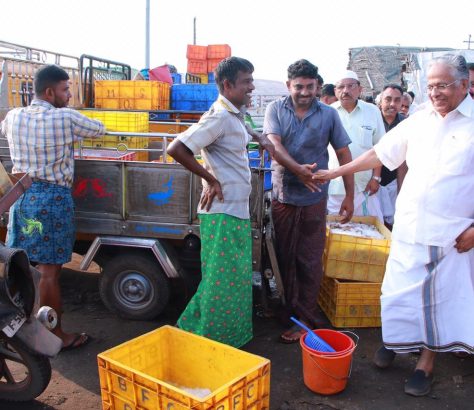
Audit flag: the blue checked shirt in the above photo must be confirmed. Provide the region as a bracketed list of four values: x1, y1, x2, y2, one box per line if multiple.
[1, 99, 105, 188]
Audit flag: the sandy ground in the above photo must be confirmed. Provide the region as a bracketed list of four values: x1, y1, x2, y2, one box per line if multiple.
[2, 257, 474, 410]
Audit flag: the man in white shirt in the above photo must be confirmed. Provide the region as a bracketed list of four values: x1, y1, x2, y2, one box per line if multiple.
[314, 54, 474, 397]
[328, 70, 385, 221]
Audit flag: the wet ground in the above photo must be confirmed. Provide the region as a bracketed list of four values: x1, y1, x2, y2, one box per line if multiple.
[3, 264, 474, 410]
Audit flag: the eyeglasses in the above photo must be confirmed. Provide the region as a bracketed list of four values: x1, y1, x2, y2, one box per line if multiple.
[426, 80, 458, 92]
[335, 83, 359, 91]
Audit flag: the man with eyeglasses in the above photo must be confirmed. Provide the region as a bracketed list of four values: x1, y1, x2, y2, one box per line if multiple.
[313, 54, 474, 397]
[328, 70, 385, 222]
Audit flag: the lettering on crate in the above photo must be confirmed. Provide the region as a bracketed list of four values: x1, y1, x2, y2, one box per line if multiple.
[233, 393, 241, 408]
[247, 382, 255, 399]
[141, 388, 149, 402]
[118, 376, 127, 391]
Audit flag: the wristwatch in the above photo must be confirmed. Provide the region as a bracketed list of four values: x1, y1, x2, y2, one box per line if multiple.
[371, 176, 381, 183]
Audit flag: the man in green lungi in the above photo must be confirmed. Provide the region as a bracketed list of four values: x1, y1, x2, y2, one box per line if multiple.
[168, 57, 274, 347]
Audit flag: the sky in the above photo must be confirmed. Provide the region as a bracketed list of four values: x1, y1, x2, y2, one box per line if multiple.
[1, 0, 473, 86]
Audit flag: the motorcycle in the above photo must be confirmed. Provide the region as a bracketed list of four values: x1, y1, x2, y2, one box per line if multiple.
[0, 173, 62, 402]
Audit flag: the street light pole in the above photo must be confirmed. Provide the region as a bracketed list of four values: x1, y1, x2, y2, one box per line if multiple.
[463, 34, 472, 50]
[145, 0, 150, 69]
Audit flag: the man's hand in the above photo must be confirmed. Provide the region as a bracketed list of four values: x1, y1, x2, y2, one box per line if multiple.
[200, 179, 224, 212]
[312, 169, 333, 184]
[296, 163, 320, 192]
[338, 195, 354, 223]
[364, 179, 380, 196]
[455, 226, 474, 253]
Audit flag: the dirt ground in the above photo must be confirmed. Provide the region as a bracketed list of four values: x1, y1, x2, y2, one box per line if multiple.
[3, 260, 474, 410]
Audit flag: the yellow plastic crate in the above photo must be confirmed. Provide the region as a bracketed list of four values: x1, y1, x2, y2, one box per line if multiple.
[98, 325, 271, 410]
[324, 215, 391, 283]
[76, 110, 149, 161]
[77, 110, 149, 132]
[319, 276, 381, 328]
[148, 122, 190, 135]
[95, 80, 170, 110]
[197, 73, 208, 84]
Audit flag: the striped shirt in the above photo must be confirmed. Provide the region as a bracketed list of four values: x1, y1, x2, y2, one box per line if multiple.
[1, 99, 105, 188]
[177, 95, 252, 219]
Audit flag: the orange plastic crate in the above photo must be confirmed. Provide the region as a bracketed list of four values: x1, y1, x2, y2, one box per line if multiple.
[207, 59, 222, 73]
[187, 59, 208, 74]
[186, 44, 208, 60]
[207, 44, 231, 59]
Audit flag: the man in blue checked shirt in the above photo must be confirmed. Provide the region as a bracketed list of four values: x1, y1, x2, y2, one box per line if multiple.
[1, 65, 105, 351]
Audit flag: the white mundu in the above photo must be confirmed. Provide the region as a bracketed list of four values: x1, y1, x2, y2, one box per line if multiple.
[374, 95, 474, 352]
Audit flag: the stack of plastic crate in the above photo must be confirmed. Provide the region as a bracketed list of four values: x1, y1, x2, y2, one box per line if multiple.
[319, 215, 392, 328]
[207, 44, 231, 74]
[94, 80, 170, 110]
[186, 45, 208, 75]
[170, 84, 219, 111]
[76, 110, 149, 161]
[186, 44, 231, 78]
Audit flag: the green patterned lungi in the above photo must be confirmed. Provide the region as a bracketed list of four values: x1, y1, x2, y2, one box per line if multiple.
[177, 213, 253, 348]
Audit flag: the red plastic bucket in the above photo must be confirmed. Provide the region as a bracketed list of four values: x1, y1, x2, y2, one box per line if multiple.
[300, 329, 357, 395]
[303, 329, 355, 356]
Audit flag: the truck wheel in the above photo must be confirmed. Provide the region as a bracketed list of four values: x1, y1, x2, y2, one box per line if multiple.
[99, 254, 170, 320]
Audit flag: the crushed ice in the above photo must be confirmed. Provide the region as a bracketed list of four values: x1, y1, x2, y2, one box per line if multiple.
[328, 221, 384, 239]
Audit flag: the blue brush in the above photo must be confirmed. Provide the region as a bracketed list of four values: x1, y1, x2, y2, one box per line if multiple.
[290, 317, 336, 352]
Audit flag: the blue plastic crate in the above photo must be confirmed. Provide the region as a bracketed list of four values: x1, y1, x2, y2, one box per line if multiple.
[171, 73, 182, 84]
[171, 84, 219, 111]
[248, 150, 272, 191]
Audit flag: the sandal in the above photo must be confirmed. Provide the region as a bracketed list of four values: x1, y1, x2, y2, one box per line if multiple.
[61, 333, 90, 352]
[279, 325, 306, 344]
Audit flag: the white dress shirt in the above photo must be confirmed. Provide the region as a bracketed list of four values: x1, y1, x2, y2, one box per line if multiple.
[329, 99, 386, 195]
[374, 95, 474, 247]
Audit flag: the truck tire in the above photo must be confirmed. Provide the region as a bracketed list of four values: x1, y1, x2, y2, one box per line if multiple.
[99, 254, 170, 320]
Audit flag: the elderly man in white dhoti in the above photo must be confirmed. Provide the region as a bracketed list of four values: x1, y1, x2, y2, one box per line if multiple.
[313, 54, 474, 397]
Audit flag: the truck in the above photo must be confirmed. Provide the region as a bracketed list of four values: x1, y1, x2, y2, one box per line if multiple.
[0, 40, 283, 320]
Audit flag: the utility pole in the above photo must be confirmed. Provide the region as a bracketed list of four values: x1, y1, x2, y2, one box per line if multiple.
[145, 0, 150, 69]
[463, 34, 472, 50]
[193, 17, 197, 45]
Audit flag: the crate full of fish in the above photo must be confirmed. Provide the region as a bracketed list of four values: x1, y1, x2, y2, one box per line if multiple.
[324, 215, 391, 283]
